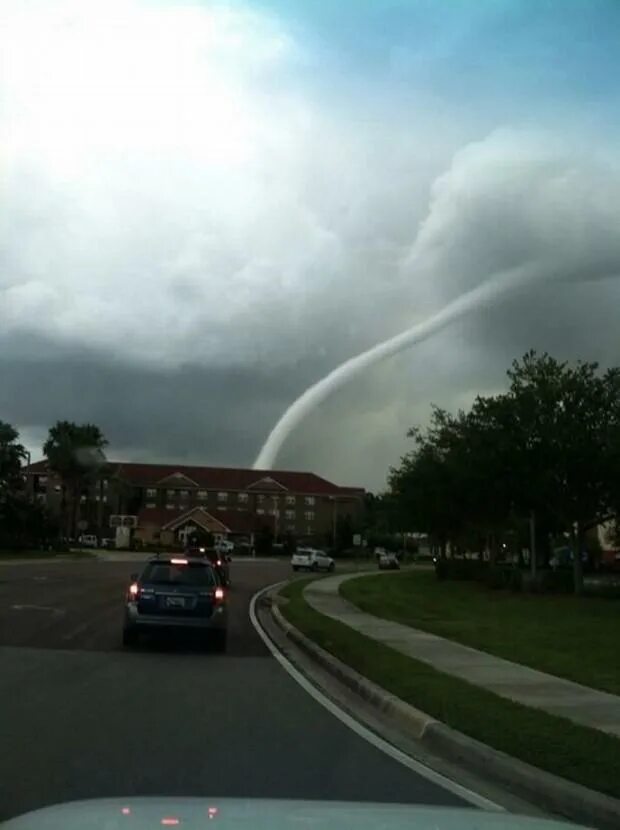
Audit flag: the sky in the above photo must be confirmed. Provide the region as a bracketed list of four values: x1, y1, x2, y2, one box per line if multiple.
[2, 0, 620, 490]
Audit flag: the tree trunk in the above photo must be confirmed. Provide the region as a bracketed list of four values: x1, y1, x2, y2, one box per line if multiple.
[572, 522, 584, 595]
[70, 482, 79, 540]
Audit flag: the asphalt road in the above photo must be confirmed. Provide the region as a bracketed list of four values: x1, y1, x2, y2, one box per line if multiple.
[0, 559, 465, 821]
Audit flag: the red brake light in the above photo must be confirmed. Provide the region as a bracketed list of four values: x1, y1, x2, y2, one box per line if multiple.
[161, 819, 179, 826]
[129, 583, 139, 596]
[214, 587, 225, 601]
[171, 557, 188, 565]
[216, 559, 222, 566]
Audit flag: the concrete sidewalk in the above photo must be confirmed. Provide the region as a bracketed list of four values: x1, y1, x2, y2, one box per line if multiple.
[304, 573, 620, 739]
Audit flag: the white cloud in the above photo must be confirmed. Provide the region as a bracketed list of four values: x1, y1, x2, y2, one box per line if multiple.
[1, 0, 463, 369]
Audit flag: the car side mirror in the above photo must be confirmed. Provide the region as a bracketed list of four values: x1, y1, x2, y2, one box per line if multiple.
[130, 572, 139, 582]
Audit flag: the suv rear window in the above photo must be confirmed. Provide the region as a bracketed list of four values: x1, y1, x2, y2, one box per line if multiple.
[140, 562, 216, 587]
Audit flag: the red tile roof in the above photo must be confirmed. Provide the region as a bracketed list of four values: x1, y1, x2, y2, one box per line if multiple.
[112, 462, 362, 496]
[138, 506, 272, 534]
[26, 460, 364, 497]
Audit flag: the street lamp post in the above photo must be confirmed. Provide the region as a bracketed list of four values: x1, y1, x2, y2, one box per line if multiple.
[23, 450, 32, 501]
[331, 496, 338, 549]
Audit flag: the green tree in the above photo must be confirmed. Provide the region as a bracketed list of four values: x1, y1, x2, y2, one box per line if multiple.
[0, 420, 26, 498]
[0, 421, 28, 547]
[387, 352, 620, 593]
[43, 421, 108, 538]
[503, 351, 620, 592]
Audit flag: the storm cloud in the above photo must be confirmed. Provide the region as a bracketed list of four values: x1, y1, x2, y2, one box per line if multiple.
[2, 0, 620, 489]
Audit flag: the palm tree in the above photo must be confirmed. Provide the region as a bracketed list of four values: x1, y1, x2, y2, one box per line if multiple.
[43, 421, 108, 539]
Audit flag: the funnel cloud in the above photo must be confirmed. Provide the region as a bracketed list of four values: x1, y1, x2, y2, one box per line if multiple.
[255, 132, 620, 469]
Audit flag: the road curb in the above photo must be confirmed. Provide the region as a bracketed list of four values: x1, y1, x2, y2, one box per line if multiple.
[270, 596, 620, 830]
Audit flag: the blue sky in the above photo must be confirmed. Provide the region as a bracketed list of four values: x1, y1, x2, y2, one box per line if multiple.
[243, 0, 620, 122]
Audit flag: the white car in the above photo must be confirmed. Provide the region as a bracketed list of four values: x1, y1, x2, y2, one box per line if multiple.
[291, 548, 335, 572]
[378, 551, 400, 570]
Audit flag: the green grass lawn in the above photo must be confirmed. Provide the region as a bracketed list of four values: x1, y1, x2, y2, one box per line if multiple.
[280, 578, 620, 800]
[340, 570, 620, 695]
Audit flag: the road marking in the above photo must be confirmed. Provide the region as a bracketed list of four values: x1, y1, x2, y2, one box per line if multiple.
[249, 582, 502, 812]
[11, 604, 64, 616]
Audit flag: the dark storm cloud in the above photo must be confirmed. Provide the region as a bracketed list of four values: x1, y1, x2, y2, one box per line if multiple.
[0, 332, 342, 470]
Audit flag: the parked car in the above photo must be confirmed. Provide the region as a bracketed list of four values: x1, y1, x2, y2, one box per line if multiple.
[291, 547, 335, 572]
[215, 539, 234, 556]
[122, 555, 228, 650]
[378, 551, 400, 570]
[189, 545, 231, 587]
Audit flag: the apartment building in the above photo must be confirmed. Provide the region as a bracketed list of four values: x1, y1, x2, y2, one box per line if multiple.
[26, 460, 365, 547]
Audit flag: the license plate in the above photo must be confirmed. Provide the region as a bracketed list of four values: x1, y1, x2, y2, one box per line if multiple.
[166, 596, 185, 608]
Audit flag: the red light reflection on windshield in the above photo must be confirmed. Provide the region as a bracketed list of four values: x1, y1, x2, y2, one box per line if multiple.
[121, 808, 131, 816]
[161, 818, 180, 826]
[208, 807, 219, 819]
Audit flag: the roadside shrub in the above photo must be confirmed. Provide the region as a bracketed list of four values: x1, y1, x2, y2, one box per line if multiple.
[485, 566, 522, 591]
[539, 569, 574, 594]
[435, 558, 486, 581]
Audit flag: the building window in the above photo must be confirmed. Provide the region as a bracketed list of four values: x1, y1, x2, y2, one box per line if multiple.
[197, 490, 208, 501]
[167, 489, 175, 498]
[102, 479, 108, 489]
[285, 510, 295, 520]
[179, 490, 189, 498]
[285, 495, 296, 505]
[146, 502, 156, 509]
[166, 503, 175, 510]
[256, 494, 265, 504]
[38, 475, 48, 487]
[304, 511, 315, 521]
[217, 492, 228, 502]
[256, 508, 265, 515]
[238, 492, 248, 503]
[286, 524, 295, 532]
[103, 495, 107, 504]
[146, 488, 157, 498]
[271, 494, 279, 503]
[304, 496, 315, 506]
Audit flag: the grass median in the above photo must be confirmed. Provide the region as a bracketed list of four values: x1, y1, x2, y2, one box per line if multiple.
[340, 570, 620, 695]
[279, 577, 620, 800]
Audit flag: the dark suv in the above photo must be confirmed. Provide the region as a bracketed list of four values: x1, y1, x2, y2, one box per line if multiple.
[122, 556, 228, 651]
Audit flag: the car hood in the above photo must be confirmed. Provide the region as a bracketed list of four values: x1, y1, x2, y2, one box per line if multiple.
[0, 798, 586, 830]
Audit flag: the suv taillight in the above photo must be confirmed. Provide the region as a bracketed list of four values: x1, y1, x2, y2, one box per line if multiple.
[214, 587, 225, 602]
[128, 582, 140, 600]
